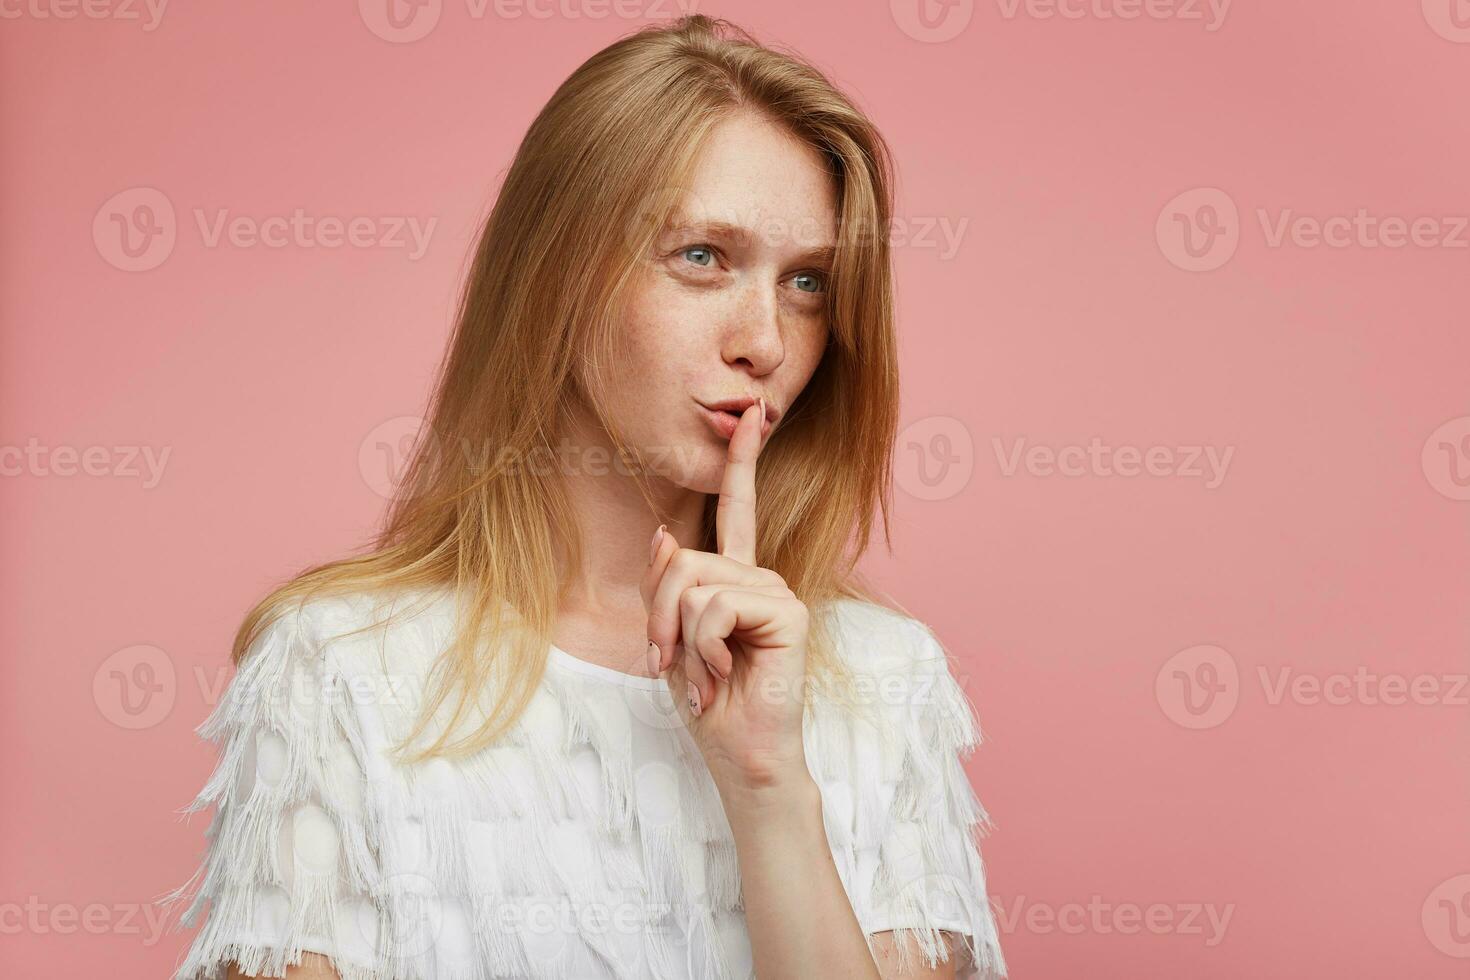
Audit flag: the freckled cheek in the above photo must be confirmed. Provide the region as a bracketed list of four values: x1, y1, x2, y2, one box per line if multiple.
[789, 318, 830, 375]
[629, 288, 722, 365]
[616, 313, 710, 409]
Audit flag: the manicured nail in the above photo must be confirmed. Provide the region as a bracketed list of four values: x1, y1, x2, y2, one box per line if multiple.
[646, 640, 660, 675]
[686, 681, 702, 717]
[709, 660, 727, 682]
[758, 397, 766, 426]
[649, 524, 665, 565]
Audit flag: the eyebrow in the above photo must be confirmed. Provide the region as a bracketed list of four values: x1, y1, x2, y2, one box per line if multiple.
[664, 217, 836, 269]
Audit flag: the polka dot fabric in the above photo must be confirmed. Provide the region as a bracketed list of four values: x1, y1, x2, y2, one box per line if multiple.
[160, 588, 1006, 979]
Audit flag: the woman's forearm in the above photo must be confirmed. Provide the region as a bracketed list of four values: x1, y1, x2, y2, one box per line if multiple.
[720, 773, 882, 980]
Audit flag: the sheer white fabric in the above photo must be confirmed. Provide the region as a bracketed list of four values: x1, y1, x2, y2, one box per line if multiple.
[160, 588, 1006, 979]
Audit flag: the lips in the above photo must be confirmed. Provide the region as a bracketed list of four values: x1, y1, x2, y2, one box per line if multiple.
[699, 396, 780, 425]
[697, 401, 773, 441]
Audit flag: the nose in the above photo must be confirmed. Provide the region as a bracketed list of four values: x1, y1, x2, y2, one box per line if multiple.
[721, 279, 786, 375]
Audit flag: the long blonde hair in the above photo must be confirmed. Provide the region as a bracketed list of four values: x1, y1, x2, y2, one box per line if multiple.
[234, 14, 904, 764]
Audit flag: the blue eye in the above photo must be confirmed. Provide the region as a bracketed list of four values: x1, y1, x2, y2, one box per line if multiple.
[682, 246, 715, 267]
[792, 272, 825, 294]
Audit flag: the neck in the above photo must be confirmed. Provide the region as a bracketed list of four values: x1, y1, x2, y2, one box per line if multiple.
[553, 406, 706, 614]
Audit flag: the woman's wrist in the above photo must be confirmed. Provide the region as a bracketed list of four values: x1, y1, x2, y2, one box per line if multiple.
[716, 763, 822, 825]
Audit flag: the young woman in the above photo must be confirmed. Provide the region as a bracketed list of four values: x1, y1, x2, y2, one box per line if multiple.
[162, 15, 1006, 980]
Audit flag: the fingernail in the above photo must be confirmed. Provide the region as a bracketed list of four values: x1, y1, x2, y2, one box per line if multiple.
[686, 681, 702, 717]
[649, 524, 665, 565]
[646, 640, 660, 675]
[709, 660, 727, 681]
[758, 397, 766, 426]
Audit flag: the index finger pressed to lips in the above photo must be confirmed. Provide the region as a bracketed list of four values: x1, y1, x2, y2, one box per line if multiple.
[715, 399, 764, 566]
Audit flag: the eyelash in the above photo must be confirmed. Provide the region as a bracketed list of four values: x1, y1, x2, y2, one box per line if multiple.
[677, 244, 828, 295]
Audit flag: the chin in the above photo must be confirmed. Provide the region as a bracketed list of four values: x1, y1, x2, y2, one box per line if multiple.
[672, 454, 725, 494]
[684, 471, 723, 494]
[645, 437, 724, 492]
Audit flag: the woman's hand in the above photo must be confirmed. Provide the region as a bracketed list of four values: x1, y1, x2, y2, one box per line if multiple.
[642, 398, 812, 796]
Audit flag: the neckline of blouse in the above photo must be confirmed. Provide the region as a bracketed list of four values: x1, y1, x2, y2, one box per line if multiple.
[547, 642, 671, 693]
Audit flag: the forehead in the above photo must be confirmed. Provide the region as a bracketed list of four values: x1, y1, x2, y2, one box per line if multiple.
[671, 110, 839, 254]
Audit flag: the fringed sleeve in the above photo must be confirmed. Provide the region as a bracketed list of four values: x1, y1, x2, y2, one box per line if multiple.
[159, 604, 390, 980]
[860, 621, 1007, 979]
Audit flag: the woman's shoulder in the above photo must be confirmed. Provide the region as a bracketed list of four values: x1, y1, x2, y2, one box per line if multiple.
[818, 595, 954, 677]
[813, 596, 984, 757]
[238, 582, 460, 686]
[264, 581, 455, 632]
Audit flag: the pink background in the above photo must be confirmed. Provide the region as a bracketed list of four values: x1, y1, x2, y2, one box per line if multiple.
[2, 1, 1467, 977]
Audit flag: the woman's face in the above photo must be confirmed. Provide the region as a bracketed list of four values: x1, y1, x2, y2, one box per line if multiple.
[601, 109, 838, 494]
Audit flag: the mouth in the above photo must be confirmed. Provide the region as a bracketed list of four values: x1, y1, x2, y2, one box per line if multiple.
[697, 399, 776, 441]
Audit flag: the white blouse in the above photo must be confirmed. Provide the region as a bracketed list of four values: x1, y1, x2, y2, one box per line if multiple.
[162, 586, 1006, 980]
